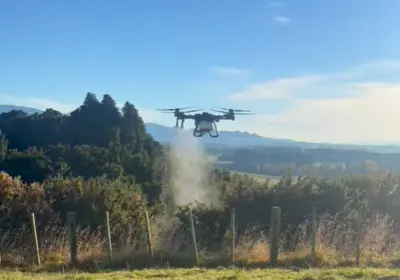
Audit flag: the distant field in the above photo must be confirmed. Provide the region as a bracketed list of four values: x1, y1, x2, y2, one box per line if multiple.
[231, 171, 284, 183]
[2, 268, 400, 279]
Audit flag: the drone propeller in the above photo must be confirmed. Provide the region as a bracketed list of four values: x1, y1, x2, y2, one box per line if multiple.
[157, 106, 194, 112]
[210, 109, 227, 114]
[234, 112, 255, 115]
[211, 107, 253, 114]
[157, 107, 202, 114]
[181, 109, 203, 113]
[213, 107, 251, 112]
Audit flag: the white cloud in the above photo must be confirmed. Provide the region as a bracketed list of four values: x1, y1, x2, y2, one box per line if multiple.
[222, 59, 400, 143]
[229, 59, 400, 102]
[247, 83, 400, 143]
[229, 75, 323, 100]
[211, 66, 250, 76]
[273, 16, 292, 24]
[332, 59, 400, 80]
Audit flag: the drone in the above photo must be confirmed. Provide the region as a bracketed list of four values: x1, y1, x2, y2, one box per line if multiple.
[157, 106, 253, 138]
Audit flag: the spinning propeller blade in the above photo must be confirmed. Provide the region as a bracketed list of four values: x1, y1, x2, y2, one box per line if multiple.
[233, 109, 252, 112]
[157, 106, 194, 111]
[157, 107, 202, 114]
[212, 107, 253, 114]
[210, 109, 227, 114]
[183, 109, 203, 113]
[235, 112, 255, 115]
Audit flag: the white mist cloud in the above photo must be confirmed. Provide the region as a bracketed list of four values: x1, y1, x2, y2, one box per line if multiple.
[167, 129, 218, 208]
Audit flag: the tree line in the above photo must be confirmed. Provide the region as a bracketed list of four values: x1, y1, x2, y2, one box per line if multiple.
[0, 92, 166, 202]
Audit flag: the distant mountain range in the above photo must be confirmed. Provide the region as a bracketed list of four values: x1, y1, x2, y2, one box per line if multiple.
[1, 104, 400, 153]
[0, 104, 42, 115]
[144, 122, 400, 153]
[145, 122, 301, 147]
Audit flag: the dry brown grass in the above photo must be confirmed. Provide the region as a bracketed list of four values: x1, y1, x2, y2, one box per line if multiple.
[1, 211, 400, 271]
[0, 225, 106, 268]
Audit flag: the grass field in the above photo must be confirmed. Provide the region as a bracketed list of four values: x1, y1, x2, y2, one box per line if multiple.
[231, 171, 287, 184]
[1, 268, 400, 279]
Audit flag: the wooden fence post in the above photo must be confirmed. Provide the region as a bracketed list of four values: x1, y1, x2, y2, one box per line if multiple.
[355, 208, 362, 266]
[105, 211, 113, 262]
[67, 211, 77, 266]
[145, 210, 154, 258]
[189, 209, 199, 266]
[311, 207, 317, 267]
[231, 208, 236, 266]
[30, 213, 41, 266]
[269, 206, 281, 267]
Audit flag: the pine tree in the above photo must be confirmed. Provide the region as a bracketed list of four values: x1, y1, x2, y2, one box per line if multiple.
[0, 130, 8, 162]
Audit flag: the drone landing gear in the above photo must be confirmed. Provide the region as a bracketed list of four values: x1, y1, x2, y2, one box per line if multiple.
[208, 122, 219, 138]
[208, 130, 219, 137]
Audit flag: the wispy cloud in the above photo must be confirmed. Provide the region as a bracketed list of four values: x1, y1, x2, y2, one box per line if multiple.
[211, 66, 250, 76]
[273, 16, 292, 24]
[229, 76, 323, 101]
[220, 59, 400, 143]
[229, 59, 400, 102]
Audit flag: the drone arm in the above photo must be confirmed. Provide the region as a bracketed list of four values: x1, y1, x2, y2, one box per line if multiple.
[215, 115, 229, 121]
[182, 114, 196, 119]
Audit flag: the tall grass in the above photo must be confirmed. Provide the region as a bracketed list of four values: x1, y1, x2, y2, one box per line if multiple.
[1, 211, 400, 270]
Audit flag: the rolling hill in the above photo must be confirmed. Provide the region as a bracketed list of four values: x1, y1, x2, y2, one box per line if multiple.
[144, 122, 302, 147]
[0, 105, 42, 114]
[143, 122, 400, 153]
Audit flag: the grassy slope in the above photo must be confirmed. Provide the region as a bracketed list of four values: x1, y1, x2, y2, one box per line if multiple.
[2, 268, 400, 280]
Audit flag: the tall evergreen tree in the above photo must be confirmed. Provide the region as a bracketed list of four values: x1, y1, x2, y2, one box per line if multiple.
[0, 131, 8, 162]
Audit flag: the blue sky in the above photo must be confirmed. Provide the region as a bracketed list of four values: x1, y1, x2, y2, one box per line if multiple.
[1, 0, 400, 143]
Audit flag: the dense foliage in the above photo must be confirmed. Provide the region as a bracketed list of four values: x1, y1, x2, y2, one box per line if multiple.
[0, 93, 165, 202]
[1, 92, 400, 252]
